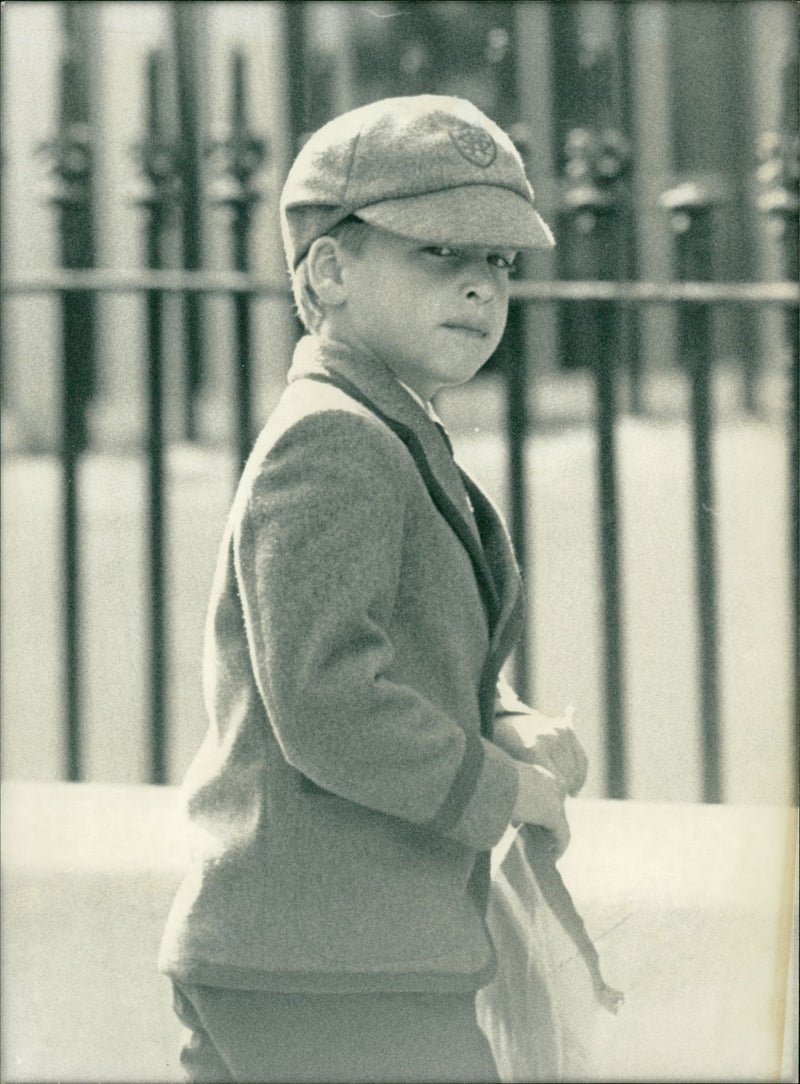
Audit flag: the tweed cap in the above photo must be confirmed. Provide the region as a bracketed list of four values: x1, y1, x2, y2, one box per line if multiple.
[280, 95, 554, 268]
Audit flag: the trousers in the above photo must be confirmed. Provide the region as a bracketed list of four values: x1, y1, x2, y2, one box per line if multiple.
[172, 981, 500, 1084]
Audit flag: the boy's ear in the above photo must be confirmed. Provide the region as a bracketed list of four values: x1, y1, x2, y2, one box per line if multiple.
[306, 237, 348, 307]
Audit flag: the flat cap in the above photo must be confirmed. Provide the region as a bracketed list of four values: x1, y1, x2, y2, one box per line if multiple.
[280, 94, 554, 268]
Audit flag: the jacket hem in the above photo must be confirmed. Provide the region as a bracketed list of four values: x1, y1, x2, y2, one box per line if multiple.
[162, 958, 497, 995]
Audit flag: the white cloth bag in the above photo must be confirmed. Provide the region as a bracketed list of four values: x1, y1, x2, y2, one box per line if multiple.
[477, 826, 621, 1082]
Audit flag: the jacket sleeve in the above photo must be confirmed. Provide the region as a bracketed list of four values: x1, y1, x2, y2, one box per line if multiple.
[233, 409, 518, 852]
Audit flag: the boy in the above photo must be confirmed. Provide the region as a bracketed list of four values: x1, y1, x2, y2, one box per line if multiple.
[159, 95, 588, 1083]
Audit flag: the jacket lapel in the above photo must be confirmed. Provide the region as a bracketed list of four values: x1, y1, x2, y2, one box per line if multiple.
[458, 468, 526, 684]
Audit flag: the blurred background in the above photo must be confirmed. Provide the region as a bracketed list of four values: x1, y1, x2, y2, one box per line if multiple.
[1, 0, 798, 805]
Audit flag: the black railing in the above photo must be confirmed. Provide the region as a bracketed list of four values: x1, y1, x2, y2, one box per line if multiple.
[3, 270, 798, 800]
[3, 30, 797, 803]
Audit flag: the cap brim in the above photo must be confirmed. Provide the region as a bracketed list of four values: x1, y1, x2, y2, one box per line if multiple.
[354, 186, 555, 250]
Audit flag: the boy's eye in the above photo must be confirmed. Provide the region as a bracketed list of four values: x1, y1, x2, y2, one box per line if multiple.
[489, 254, 518, 274]
[423, 245, 458, 259]
[421, 246, 517, 274]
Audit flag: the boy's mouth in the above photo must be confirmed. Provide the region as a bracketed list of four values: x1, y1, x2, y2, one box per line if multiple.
[441, 322, 489, 338]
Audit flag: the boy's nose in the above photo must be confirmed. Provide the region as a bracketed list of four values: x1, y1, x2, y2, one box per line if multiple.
[464, 265, 495, 304]
[466, 282, 493, 303]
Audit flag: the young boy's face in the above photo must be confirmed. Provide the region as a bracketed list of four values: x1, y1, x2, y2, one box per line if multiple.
[331, 226, 516, 401]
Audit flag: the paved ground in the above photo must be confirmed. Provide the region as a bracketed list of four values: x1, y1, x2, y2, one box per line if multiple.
[1, 373, 794, 804]
[3, 782, 797, 1082]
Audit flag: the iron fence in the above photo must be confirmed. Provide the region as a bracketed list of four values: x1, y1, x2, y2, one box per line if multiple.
[1, 29, 798, 803]
[3, 266, 797, 800]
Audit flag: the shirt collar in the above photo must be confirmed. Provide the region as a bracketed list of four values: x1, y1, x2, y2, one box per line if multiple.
[396, 379, 440, 422]
[289, 334, 446, 427]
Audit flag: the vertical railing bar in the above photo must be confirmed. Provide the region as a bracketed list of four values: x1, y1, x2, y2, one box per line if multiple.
[779, 58, 799, 795]
[665, 190, 724, 803]
[505, 299, 531, 702]
[137, 49, 176, 785]
[595, 205, 629, 800]
[780, 297, 793, 797]
[781, 199, 799, 795]
[739, 323, 759, 417]
[283, 1, 309, 160]
[283, 1, 310, 348]
[688, 295, 723, 803]
[781, 98, 800, 801]
[171, 3, 205, 442]
[611, 0, 643, 417]
[559, 118, 631, 798]
[61, 289, 82, 781]
[231, 53, 260, 475]
[595, 297, 627, 798]
[234, 287, 252, 475]
[41, 46, 96, 783]
[146, 265, 168, 785]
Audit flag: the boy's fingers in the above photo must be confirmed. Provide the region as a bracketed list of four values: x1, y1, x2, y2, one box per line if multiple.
[561, 729, 589, 795]
[542, 772, 570, 857]
[555, 728, 588, 795]
[532, 730, 588, 797]
[551, 815, 570, 859]
[566, 729, 589, 783]
[530, 750, 559, 782]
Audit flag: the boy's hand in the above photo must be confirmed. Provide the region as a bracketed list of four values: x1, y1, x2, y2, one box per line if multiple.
[494, 705, 588, 797]
[511, 762, 570, 858]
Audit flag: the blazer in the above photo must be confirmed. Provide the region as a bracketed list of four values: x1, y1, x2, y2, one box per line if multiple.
[158, 334, 527, 993]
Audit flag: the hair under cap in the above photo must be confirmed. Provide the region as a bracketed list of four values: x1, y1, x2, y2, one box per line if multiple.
[280, 94, 555, 269]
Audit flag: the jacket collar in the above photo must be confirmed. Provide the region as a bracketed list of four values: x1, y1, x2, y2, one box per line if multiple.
[288, 335, 475, 525]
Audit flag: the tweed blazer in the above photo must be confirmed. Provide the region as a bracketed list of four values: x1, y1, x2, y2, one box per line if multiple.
[159, 335, 527, 993]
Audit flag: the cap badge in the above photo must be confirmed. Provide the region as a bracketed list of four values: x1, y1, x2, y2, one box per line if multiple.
[449, 121, 497, 168]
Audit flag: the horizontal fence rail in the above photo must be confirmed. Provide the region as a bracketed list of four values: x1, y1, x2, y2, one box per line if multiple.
[3, 271, 799, 305]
